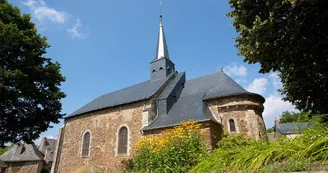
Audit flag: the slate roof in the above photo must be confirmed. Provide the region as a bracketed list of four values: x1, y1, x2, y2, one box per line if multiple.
[39, 138, 56, 155]
[277, 122, 310, 134]
[144, 71, 263, 130]
[0, 142, 44, 162]
[66, 72, 174, 118]
[65, 69, 263, 130]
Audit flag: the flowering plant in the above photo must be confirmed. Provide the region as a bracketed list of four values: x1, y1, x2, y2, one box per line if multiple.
[125, 120, 207, 173]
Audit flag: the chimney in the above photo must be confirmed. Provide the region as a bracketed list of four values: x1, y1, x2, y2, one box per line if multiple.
[15, 142, 25, 156]
[39, 137, 47, 149]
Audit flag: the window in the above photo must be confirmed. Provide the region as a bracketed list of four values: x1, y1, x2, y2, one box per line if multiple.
[82, 131, 90, 157]
[152, 69, 156, 73]
[159, 67, 164, 70]
[118, 127, 128, 154]
[229, 119, 236, 132]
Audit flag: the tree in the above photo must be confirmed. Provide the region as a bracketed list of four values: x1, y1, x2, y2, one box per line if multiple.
[266, 127, 274, 133]
[0, 0, 66, 145]
[227, 0, 328, 115]
[278, 111, 309, 123]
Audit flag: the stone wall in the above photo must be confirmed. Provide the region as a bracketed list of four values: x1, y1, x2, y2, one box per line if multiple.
[56, 100, 149, 173]
[207, 94, 266, 139]
[55, 92, 264, 173]
[4, 161, 43, 173]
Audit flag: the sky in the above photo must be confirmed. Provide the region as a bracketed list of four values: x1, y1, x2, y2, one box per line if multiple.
[8, 0, 297, 143]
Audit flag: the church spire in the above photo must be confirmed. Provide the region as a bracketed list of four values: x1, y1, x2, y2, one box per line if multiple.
[155, 13, 170, 60]
[150, 2, 175, 81]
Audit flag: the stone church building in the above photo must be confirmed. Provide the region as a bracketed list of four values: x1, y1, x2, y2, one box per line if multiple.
[51, 16, 266, 173]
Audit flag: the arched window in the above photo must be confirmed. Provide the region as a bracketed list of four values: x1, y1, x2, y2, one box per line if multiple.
[118, 126, 128, 154]
[82, 131, 90, 157]
[229, 119, 236, 132]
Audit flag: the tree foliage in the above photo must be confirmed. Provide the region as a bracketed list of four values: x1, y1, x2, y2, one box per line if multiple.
[227, 0, 328, 114]
[279, 111, 309, 123]
[0, 1, 65, 145]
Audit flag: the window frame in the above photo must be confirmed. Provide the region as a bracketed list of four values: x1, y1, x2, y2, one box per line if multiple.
[228, 119, 237, 133]
[116, 125, 130, 156]
[81, 130, 91, 158]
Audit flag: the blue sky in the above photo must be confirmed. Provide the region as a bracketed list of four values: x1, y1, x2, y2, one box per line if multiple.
[9, 0, 297, 143]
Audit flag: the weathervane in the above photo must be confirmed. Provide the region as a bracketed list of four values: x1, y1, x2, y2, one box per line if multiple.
[160, 0, 163, 20]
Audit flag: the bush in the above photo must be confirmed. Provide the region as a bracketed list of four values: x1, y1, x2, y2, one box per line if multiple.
[124, 121, 207, 173]
[192, 118, 328, 173]
[190, 134, 252, 173]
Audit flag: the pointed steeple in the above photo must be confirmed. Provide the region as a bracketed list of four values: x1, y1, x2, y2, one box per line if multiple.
[155, 15, 170, 60]
[150, 5, 175, 81]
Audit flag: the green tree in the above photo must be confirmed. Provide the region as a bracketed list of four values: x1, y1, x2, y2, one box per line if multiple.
[0, 0, 65, 146]
[266, 127, 274, 133]
[279, 111, 309, 123]
[227, 0, 328, 115]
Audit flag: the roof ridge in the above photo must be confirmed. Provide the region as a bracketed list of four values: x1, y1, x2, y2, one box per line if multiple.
[186, 71, 225, 82]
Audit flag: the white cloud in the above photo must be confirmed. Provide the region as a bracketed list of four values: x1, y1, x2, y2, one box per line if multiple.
[46, 136, 57, 139]
[68, 18, 88, 39]
[269, 72, 282, 90]
[21, 0, 89, 39]
[223, 63, 247, 77]
[21, 0, 69, 24]
[247, 78, 268, 95]
[263, 94, 296, 118]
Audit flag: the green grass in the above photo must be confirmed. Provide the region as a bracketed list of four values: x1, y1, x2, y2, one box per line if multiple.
[191, 119, 328, 173]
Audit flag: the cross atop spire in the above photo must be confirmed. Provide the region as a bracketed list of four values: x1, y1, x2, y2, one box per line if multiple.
[155, 4, 170, 60]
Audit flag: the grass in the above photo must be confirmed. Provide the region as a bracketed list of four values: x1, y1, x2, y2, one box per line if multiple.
[191, 119, 328, 173]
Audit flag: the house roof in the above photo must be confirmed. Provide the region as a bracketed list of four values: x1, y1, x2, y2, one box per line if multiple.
[144, 71, 263, 130]
[66, 72, 174, 119]
[0, 142, 44, 162]
[65, 69, 263, 130]
[277, 122, 310, 134]
[38, 138, 57, 155]
[0, 160, 8, 168]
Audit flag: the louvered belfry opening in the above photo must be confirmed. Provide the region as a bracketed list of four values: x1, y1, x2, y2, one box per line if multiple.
[118, 127, 128, 154]
[82, 132, 90, 157]
[229, 119, 236, 132]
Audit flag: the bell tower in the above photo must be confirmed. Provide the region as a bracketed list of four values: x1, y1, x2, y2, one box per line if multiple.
[150, 15, 175, 81]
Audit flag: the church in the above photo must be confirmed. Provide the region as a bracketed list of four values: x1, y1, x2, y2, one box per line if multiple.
[51, 15, 266, 173]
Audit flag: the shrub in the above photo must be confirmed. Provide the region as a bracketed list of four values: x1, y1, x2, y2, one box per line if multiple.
[192, 118, 328, 172]
[124, 121, 207, 173]
[191, 133, 252, 173]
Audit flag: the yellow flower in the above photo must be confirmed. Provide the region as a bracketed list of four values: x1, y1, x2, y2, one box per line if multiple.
[134, 120, 203, 153]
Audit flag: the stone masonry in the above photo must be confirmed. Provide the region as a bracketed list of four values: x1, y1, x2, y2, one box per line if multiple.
[4, 161, 43, 173]
[56, 100, 148, 173]
[53, 93, 265, 173]
[207, 94, 266, 139]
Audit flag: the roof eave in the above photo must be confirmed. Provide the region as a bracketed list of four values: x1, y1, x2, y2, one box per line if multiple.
[142, 119, 220, 131]
[203, 92, 265, 103]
